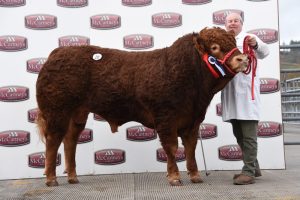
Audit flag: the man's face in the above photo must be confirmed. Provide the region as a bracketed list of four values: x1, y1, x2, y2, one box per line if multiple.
[225, 14, 243, 36]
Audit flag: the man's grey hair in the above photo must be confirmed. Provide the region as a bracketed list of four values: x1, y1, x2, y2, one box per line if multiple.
[225, 12, 244, 25]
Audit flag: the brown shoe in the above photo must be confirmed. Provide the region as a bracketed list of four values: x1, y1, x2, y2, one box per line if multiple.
[233, 173, 241, 179]
[233, 174, 255, 185]
[233, 170, 262, 180]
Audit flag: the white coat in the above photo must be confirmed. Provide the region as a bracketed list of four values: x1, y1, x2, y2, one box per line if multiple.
[221, 31, 270, 122]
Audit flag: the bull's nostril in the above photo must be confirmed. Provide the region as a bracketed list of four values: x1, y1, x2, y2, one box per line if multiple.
[236, 58, 243, 62]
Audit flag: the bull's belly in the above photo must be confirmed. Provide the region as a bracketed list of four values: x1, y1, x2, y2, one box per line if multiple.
[89, 100, 155, 129]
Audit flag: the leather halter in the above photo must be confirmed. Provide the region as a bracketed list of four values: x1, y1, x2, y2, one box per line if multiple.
[201, 47, 239, 78]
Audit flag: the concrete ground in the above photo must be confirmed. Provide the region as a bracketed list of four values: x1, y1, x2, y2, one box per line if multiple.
[0, 124, 299, 200]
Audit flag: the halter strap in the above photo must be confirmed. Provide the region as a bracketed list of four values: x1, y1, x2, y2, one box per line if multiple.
[243, 36, 257, 100]
[202, 54, 220, 78]
[218, 47, 238, 65]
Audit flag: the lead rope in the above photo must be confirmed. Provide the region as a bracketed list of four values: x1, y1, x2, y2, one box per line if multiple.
[243, 36, 257, 100]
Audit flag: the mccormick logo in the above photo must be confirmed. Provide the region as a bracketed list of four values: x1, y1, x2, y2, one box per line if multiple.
[257, 121, 282, 137]
[0, 0, 25, 7]
[57, 0, 88, 7]
[212, 9, 244, 25]
[260, 78, 279, 93]
[182, 0, 212, 5]
[152, 12, 182, 28]
[77, 128, 93, 144]
[156, 147, 186, 162]
[59, 35, 89, 47]
[247, 29, 278, 44]
[28, 152, 61, 168]
[122, 0, 151, 7]
[198, 123, 217, 139]
[91, 14, 121, 29]
[216, 103, 222, 116]
[25, 14, 57, 30]
[93, 114, 106, 121]
[126, 125, 157, 141]
[0, 35, 27, 51]
[0, 86, 29, 102]
[218, 145, 242, 161]
[0, 130, 30, 147]
[94, 149, 125, 165]
[26, 57, 47, 73]
[28, 108, 38, 123]
[123, 34, 153, 50]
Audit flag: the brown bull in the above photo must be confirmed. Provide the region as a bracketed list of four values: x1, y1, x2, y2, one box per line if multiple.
[36, 27, 248, 186]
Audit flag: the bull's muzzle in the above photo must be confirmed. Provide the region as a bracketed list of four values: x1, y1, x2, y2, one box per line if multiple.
[231, 54, 249, 73]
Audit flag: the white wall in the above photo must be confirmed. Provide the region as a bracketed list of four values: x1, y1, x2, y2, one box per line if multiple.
[0, 0, 284, 180]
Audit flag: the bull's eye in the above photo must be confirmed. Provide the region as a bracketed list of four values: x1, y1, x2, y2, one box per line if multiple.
[210, 44, 220, 52]
[211, 46, 217, 51]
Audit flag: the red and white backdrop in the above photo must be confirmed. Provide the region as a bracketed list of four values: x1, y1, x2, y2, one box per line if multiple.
[0, 0, 284, 180]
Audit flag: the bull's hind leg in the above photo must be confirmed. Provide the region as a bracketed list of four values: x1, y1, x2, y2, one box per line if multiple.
[63, 108, 89, 184]
[157, 124, 182, 186]
[63, 122, 84, 184]
[180, 126, 203, 183]
[44, 115, 70, 186]
[45, 133, 64, 186]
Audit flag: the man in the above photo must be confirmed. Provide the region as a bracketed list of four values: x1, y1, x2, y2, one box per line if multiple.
[221, 12, 269, 185]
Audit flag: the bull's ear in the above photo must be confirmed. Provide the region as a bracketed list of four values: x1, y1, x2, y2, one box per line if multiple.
[193, 34, 205, 56]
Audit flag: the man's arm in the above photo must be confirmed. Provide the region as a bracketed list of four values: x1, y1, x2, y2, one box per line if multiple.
[248, 35, 269, 59]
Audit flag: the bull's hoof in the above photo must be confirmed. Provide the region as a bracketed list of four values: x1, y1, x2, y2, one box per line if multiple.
[168, 179, 183, 186]
[187, 171, 203, 183]
[68, 177, 79, 184]
[190, 175, 203, 183]
[166, 173, 182, 186]
[46, 180, 58, 187]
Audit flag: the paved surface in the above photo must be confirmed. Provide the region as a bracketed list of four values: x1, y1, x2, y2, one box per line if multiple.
[0, 124, 299, 200]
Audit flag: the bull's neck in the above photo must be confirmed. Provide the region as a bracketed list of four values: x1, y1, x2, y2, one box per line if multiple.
[202, 62, 234, 94]
[194, 55, 234, 121]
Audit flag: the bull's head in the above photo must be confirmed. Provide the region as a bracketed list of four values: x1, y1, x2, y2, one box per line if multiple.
[194, 27, 248, 74]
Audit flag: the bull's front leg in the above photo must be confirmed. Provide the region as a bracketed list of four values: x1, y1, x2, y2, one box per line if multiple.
[180, 127, 203, 183]
[157, 127, 182, 186]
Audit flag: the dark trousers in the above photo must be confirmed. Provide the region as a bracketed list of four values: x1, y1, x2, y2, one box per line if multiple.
[230, 119, 260, 177]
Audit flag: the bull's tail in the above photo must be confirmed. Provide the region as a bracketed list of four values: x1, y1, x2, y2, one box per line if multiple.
[36, 110, 47, 143]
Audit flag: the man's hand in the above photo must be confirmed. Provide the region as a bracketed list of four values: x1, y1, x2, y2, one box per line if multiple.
[247, 36, 258, 49]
